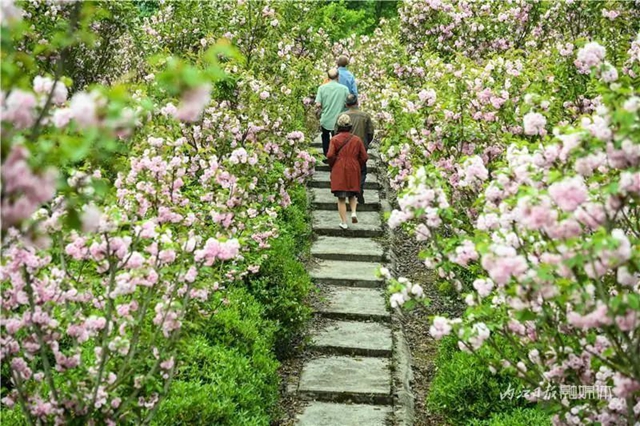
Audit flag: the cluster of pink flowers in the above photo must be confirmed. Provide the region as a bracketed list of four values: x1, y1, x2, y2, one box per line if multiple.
[349, 4, 640, 423]
[522, 111, 547, 136]
[2, 89, 37, 129]
[173, 84, 211, 122]
[1, 146, 57, 228]
[575, 41, 607, 73]
[457, 155, 489, 188]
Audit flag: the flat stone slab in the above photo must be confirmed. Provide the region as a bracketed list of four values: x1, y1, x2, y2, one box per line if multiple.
[296, 402, 391, 426]
[309, 188, 380, 212]
[318, 287, 389, 321]
[311, 236, 385, 262]
[311, 320, 392, 357]
[309, 170, 380, 190]
[311, 260, 383, 288]
[312, 210, 383, 237]
[298, 356, 392, 404]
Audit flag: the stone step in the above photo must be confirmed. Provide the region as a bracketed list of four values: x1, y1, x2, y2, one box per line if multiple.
[312, 210, 383, 238]
[318, 287, 390, 322]
[311, 236, 385, 262]
[309, 170, 381, 190]
[310, 259, 384, 288]
[296, 401, 391, 426]
[312, 163, 328, 173]
[309, 188, 380, 212]
[310, 320, 392, 357]
[298, 356, 392, 405]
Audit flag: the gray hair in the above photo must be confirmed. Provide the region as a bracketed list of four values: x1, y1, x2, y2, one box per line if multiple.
[327, 68, 339, 80]
[336, 113, 352, 129]
[337, 56, 349, 67]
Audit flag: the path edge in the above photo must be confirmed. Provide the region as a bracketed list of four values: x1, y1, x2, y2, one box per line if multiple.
[378, 161, 415, 426]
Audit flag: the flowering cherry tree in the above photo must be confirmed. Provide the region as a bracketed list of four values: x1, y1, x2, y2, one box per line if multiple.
[342, 2, 640, 423]
[1, 1, 317, 423]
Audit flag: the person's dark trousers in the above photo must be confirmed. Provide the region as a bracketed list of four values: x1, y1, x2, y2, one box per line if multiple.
[321, 127, 333, 157]
[358, 162, 367, 204]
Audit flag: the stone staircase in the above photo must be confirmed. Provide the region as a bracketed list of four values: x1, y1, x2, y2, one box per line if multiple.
[295, 136, 395, 425]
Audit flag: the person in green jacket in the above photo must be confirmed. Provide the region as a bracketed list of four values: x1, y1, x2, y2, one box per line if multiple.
[315, 68, 349, 162]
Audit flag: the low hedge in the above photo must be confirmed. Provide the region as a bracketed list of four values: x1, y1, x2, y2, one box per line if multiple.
[1, 187, 312, 425]
[154, 185, 312, 424]
[245, 185, 312, 358]
[468, 407, 552, 425]
[427, 335, 532, 424]
[153, 289, 280, 425]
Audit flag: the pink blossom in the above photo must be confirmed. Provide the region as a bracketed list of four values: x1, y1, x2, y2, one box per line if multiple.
[418, 89, 437, 106]
[522, 112, 547, 136]
[600, 63, 618, 83]
[390, 292, 405, 308]
[160, 357, 175, 370]
[429, 316, 452, 339]
[1, 0, 22, 24]
[473, 278, 494, 298]
[548, 176, 588, 212]
[81, 204, 102, 233]
[174, 84, 211, 122]
[617, 267, 638, 287]
[576, 42, 606, 70]
[468, 322, 490, 350]
[125, 252, 145, 269]
[70, 91, 100, 128]
[2, 89, 37, 129]
[52, 108, 73, 128]
[194, 238, 240, 266]
[449, 240, 478, 266]
[33, 76, 67, 104]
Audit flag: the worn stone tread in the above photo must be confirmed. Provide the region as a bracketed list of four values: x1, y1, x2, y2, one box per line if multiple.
[298, 356, 392, 405]
[296, 402, 391, 426]
[310, 320, 392, 357]
[312, 210, 383, 237]
[310, 259, 383, 288]
[309, 187, 380, 211]
[311, 236, 385, 262]
[318, 287, 389, 321]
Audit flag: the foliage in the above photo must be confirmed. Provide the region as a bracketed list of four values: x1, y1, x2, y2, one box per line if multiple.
[468, 407, 552, 426]
[1, 1, 317, 424]
[153, 288, 280, 426]
[245, 185, 312, 357]
[427, 335, 533, 424]
[344, 1, 640, 423]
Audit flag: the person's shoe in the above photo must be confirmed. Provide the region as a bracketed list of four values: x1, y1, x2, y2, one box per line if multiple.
[339, 222, 348, 230]
[357, 194, 365, 204]
[351, 213, 358, 224]
[322, 158, 329, 164]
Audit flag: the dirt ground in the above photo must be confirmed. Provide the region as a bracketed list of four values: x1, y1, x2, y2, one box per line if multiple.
[391, 226, 465, 426]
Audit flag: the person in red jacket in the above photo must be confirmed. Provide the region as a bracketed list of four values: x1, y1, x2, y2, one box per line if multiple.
[327, 114, 368, 230]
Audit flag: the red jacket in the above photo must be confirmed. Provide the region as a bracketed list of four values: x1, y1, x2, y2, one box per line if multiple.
[327, 131, 368, 193]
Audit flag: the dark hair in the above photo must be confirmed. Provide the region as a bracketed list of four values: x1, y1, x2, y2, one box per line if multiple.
[346, 94, 358, 106]
[337, 56, 349, 67]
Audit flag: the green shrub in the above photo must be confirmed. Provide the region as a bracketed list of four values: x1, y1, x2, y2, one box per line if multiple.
[154, 288, 279, 426]
[468, 407, 552, 426]
[154, 185, 312, 424]
[427, 335, 530, 424]
[245, 185, 312, 357]
[0, 408, 28, 426]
